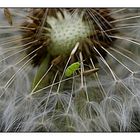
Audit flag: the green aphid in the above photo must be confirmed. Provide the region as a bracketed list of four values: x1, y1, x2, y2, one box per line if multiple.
[65, 62, 80, 77]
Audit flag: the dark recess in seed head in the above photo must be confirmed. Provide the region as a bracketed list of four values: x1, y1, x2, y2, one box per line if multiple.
[20, 8, 118, 68]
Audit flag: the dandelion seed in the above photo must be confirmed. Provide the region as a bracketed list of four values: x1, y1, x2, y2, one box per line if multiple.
[4, 8, 13, 26]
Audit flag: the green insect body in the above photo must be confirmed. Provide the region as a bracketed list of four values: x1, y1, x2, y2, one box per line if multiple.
[65, 62, 80, 77]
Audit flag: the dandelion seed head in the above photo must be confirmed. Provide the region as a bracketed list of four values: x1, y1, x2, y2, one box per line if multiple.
[1, 8, 140, 132]
[47, 11, 92, 55]
[21, 8, 117, 67]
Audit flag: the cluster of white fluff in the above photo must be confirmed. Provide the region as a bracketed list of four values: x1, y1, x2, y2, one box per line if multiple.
[0, 8, 140, 132]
